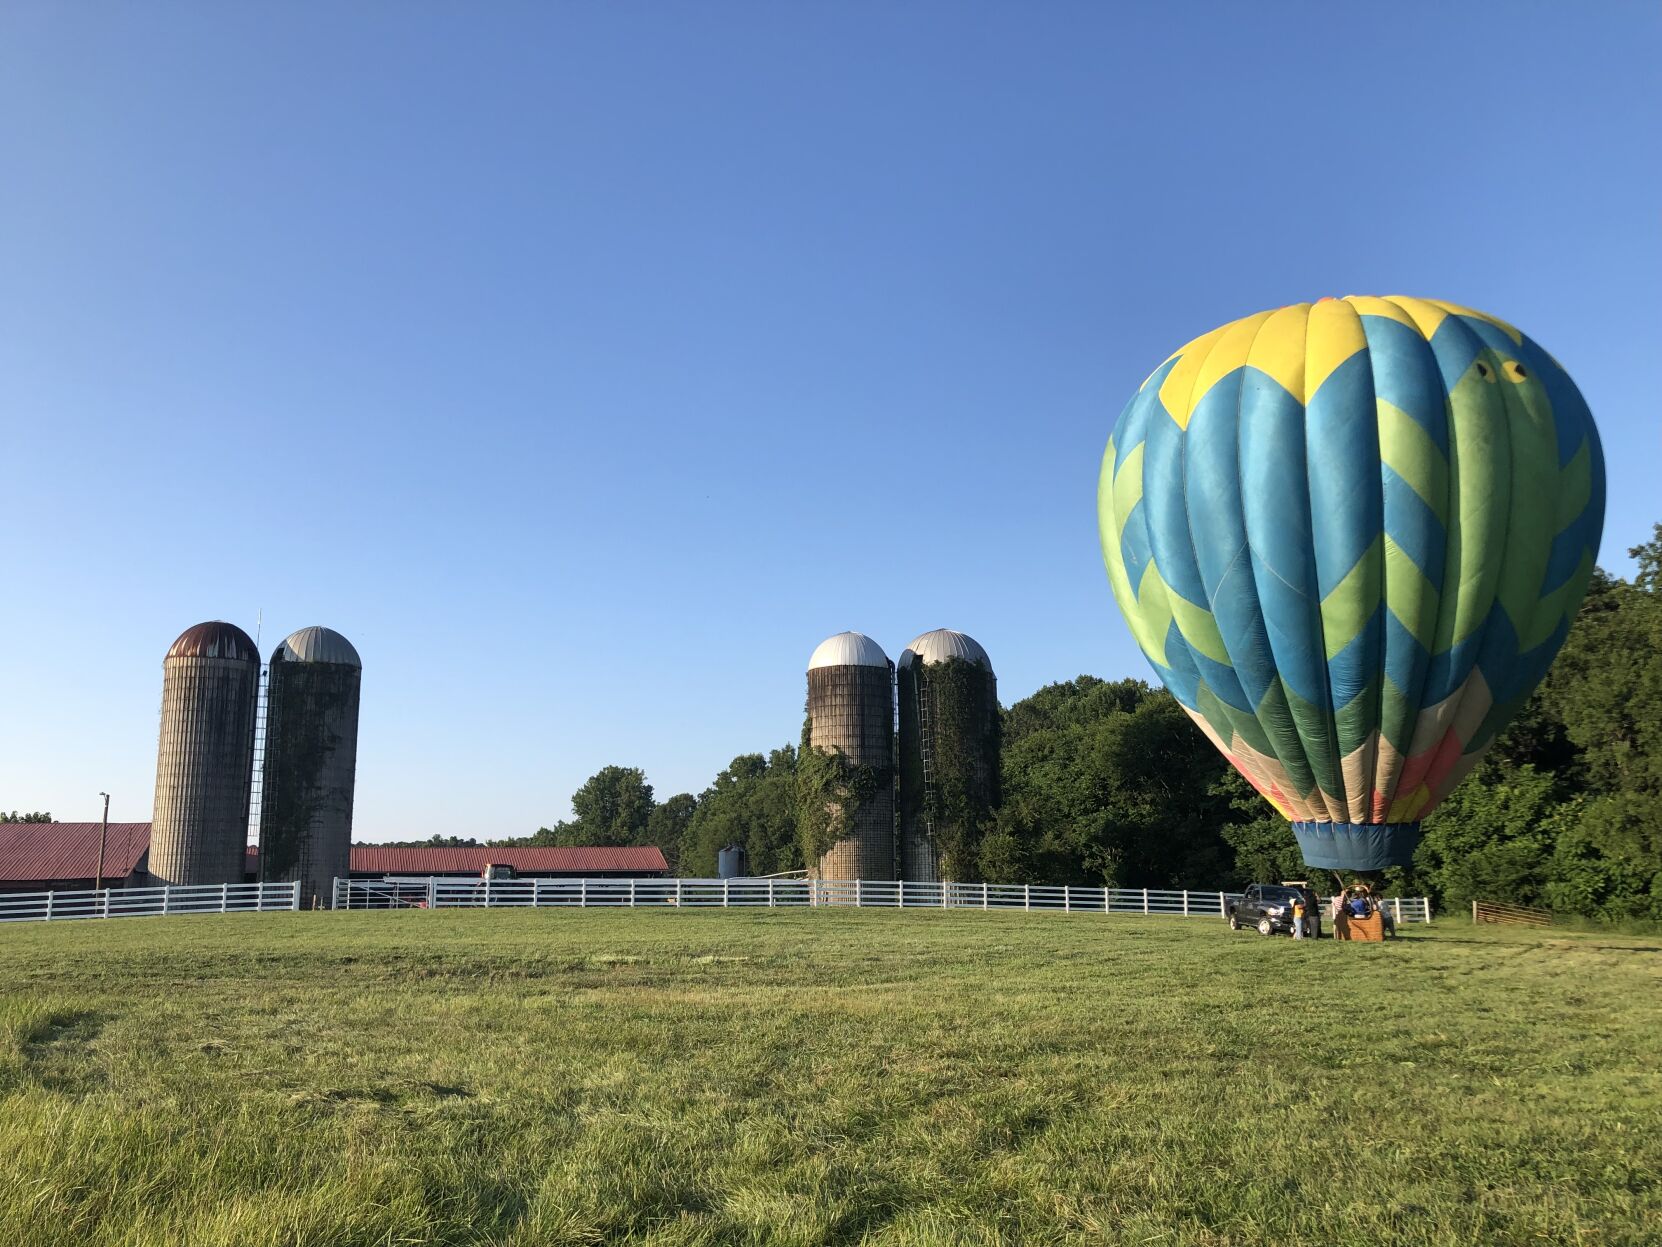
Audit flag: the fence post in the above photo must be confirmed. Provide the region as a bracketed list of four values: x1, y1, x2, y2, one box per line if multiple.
[102, 887, 111, 920]
[1218, 890, 1225, 916]
[897, 883, 903, 910]
[723, 878, 730, 909]
[630, 879, 637, 908]
[854, 878, 862, 908]
[427, 878, 437, 911]
[1472, 899, 1477, 924]
[162, 886, 172, 916]
[1393, 897, 1402, 926]
[983, 882, 989, 911]
[1143, 887, 1149, 915]
[1104, 887, 1110, 914]
[291, 882, 300, 911]
[1183, 889, 1190, 917]
[581, 879, 588, 909]
[1064, 886, 1071, 914]
[45, 890, 54, 921]
[1024, 884, 1031, 912]
[1425, 898, 1433, 925]
[769, 878, 775, 908]
[533, 880, 542, 909]
[220, 882, 229, 914]
[676, 878, 684, 907]
[942, 883, 948, 910]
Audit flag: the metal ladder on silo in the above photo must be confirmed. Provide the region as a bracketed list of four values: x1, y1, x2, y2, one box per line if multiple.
[916, 684, 935, 847]
[247, 663, 268, 850]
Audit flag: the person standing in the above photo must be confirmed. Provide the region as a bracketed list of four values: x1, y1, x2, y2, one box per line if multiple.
[1291, 894, 1306, 940]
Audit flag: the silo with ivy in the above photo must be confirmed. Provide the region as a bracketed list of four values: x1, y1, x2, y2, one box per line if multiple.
[800, 632, 895, 881]
[259, 626, 362, 907]
[150, 621, 262, 886]
[897, 629, 999, 883]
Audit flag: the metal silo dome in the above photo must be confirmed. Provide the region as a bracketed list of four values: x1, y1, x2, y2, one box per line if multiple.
[808, 631, 890, 670]
[898, 629, 992, 673]
[166, 620, 259, 663]
[274, 626, 362, 668]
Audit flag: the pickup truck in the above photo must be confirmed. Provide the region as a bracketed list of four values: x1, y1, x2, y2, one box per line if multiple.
[1226, 883, 1321, 937]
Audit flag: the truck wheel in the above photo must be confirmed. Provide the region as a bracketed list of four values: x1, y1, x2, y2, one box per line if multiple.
[1228, 912, 1241, 930]
[1257, 916, 1274, 936]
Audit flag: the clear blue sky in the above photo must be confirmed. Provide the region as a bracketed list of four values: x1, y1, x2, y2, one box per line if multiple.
[3, 3, 1657, 838]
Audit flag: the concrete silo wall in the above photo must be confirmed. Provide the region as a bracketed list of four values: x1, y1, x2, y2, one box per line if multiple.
[150, 656, 259, 886]
[898, 658, 1000, 883]
[808, 664, 895, 880]
[259, 659, 361, 906]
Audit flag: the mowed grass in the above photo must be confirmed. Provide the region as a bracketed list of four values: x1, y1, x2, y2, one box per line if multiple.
[1, 909, 1658, 1247]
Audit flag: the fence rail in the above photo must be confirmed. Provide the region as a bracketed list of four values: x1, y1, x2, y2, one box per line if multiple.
[0, 881, 301, 924]
[333, 877, 1434, 924]
[1472, 898, 1551, 927]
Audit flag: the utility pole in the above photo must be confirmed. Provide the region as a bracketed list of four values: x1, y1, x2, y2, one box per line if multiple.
[96, 792, 110, 891]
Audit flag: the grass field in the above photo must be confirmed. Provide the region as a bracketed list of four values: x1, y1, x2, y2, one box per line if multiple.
[1, 909, 1658, 1246]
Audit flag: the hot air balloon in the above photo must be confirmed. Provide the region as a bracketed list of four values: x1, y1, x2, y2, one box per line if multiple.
[1098, 297, 1604, 872]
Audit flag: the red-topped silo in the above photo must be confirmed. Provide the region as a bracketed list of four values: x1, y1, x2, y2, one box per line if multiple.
[149, 621, 261, 886]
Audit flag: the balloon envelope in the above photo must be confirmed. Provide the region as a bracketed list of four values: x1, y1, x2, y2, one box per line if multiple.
[1098, 297, 1604, 870]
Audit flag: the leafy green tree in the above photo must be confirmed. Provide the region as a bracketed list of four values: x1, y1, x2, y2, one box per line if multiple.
[680, 748, 799, 877]
[0, 811, 52, 823]
[987, 679, 1231, 887]
[1215, 772, 1310, 887]
[1002, 676, 1155, 744]
[1631, 522, 1662, 594]
[1547, 791, 1662, 920]
[646, 793, 698, 873]
[1540, 570, 1662, 800]
[1413, 766, 1573, 911]
[571, 765, 656, 846]
[522, 766, 657, 848]
[521, 821, 581, 851]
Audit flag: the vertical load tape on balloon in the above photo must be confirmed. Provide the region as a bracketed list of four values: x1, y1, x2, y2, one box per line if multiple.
[1097, 296, 1604, 874]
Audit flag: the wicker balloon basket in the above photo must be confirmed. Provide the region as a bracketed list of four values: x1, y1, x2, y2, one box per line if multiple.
[1332, 883, 1389, 941]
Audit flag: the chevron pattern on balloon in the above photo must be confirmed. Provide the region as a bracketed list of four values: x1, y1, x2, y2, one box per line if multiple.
[1098, 296, 1605, 870]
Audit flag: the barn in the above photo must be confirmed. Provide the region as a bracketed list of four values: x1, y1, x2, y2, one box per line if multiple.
[0, 823, 668, 894]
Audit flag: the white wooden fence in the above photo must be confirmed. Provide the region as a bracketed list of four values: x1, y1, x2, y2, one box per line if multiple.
[0, 881, 301, 924]
[332, 877, 1434, 924]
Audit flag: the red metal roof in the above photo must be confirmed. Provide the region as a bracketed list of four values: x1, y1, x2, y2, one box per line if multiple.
[348, 845, 668, 875]
[1, 825, 667, 882]
[0, 822, 152, 882]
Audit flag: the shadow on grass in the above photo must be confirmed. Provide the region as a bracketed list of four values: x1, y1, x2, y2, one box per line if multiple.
[14, 1007, 111, 1093]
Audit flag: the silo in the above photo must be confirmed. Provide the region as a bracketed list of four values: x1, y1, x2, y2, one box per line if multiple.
[717, 844, 747, 879]
[802, 632, 895, 881]
[150, 621, 261, 886]
[259, 627, 362, 907]
[897, 629, 999, 883]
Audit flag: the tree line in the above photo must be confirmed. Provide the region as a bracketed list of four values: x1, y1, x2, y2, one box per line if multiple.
[382, 524, 1662, 922]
